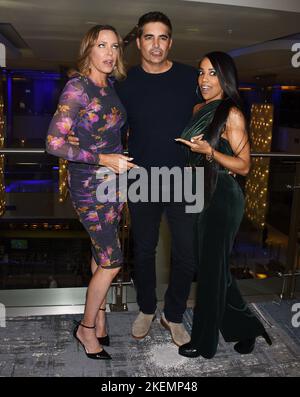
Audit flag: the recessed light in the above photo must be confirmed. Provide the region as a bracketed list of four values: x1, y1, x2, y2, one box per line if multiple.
[186, 27, 199, 32]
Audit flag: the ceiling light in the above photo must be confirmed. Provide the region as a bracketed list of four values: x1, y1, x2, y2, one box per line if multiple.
[186, 27, 199, 32]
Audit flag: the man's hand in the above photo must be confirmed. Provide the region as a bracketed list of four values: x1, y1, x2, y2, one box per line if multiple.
[99, 153, 138, 174]
[68, 131, 79, 146]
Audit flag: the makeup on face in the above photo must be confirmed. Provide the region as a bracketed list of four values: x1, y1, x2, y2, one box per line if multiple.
[89, 30, 119, 78]
[198, 57, 223, 103]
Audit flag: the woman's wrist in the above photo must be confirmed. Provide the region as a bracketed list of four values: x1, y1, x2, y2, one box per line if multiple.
[206, 146, 215, 162]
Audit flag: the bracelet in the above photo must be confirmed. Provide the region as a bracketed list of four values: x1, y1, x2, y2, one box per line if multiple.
[206, 147, 214, 163]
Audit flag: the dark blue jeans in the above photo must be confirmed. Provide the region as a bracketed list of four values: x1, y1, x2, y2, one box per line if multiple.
[128, 199, 196, 323]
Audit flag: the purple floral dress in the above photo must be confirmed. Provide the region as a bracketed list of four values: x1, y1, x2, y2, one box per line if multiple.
[46, 75, 126, 268]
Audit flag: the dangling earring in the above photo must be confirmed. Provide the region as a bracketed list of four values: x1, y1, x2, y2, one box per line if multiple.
[196, 86, 202, 98]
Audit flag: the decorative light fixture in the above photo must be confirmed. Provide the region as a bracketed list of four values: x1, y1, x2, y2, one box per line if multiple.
[0, 83, 5, 217]
[280, 86, 299, 91]
[245, 104, 274, 230]
[59, 158, 68, 202]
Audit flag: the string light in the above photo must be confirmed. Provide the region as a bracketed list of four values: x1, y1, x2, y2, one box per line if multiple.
[59, 158, 68, 202]
[245, 104, 273, 230]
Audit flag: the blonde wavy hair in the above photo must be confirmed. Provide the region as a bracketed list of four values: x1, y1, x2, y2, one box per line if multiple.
[77, 25, 126, 80]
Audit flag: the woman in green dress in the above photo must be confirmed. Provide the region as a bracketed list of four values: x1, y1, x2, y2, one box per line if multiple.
[176, 52, 272, 359]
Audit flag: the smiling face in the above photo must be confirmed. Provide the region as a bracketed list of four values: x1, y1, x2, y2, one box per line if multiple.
[198, 57, 224, 103]
[89, 29, 120, 78]
[136, 22, 172, 70]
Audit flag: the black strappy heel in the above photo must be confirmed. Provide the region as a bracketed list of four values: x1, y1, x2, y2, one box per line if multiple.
[73, 320, 111, 360]
[97, 307, 110, 346]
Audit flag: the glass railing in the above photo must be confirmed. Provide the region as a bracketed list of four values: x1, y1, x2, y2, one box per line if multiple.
[0, 149, 299, 302]
[231, 154, 300, 299]
[0, 149, 132, 306]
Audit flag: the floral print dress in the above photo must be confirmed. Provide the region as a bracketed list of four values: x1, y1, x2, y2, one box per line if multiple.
[46, 75, 126, 268]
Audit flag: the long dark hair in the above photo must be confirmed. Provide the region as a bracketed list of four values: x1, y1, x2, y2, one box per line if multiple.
[201, 52, 248, 206]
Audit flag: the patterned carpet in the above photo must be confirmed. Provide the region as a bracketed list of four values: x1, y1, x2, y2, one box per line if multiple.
[0, 300, 299, 377]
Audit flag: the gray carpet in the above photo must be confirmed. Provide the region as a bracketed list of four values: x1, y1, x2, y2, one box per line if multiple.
[0, 301, 299, 377]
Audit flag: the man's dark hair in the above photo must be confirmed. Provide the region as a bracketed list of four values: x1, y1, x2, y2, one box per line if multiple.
[137, 11, 172, 38]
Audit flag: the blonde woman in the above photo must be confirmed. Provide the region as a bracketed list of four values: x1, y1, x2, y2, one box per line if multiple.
[46, 25, 136, 359]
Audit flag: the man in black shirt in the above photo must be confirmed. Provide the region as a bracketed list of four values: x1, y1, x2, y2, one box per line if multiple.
[115, 12, 199, 346]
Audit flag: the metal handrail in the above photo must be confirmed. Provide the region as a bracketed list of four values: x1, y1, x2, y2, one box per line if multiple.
[0, 148, 300, 158]
[0, 148, 46, 154]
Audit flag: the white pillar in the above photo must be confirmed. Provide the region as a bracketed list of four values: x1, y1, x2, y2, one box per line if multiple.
[0, 302, 6, 328]
[0, 43, 6, 68]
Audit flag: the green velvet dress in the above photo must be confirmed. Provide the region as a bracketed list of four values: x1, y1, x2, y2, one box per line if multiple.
[181, 100, 266, 359]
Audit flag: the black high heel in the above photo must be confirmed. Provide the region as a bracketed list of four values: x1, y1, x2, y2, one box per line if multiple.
[73, 320, 111, 360]
[262, 330, 272, 346]
[234, 337, 255, 354]
[98, 334, 110, 346]
[178, 342, 201, 358]
[97, 307, 110, 346]
[234, 330, 272, 355]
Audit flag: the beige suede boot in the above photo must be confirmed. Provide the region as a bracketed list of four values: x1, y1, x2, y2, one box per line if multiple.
[160, 313, 191, 347]
[132, 312, 156, 339]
